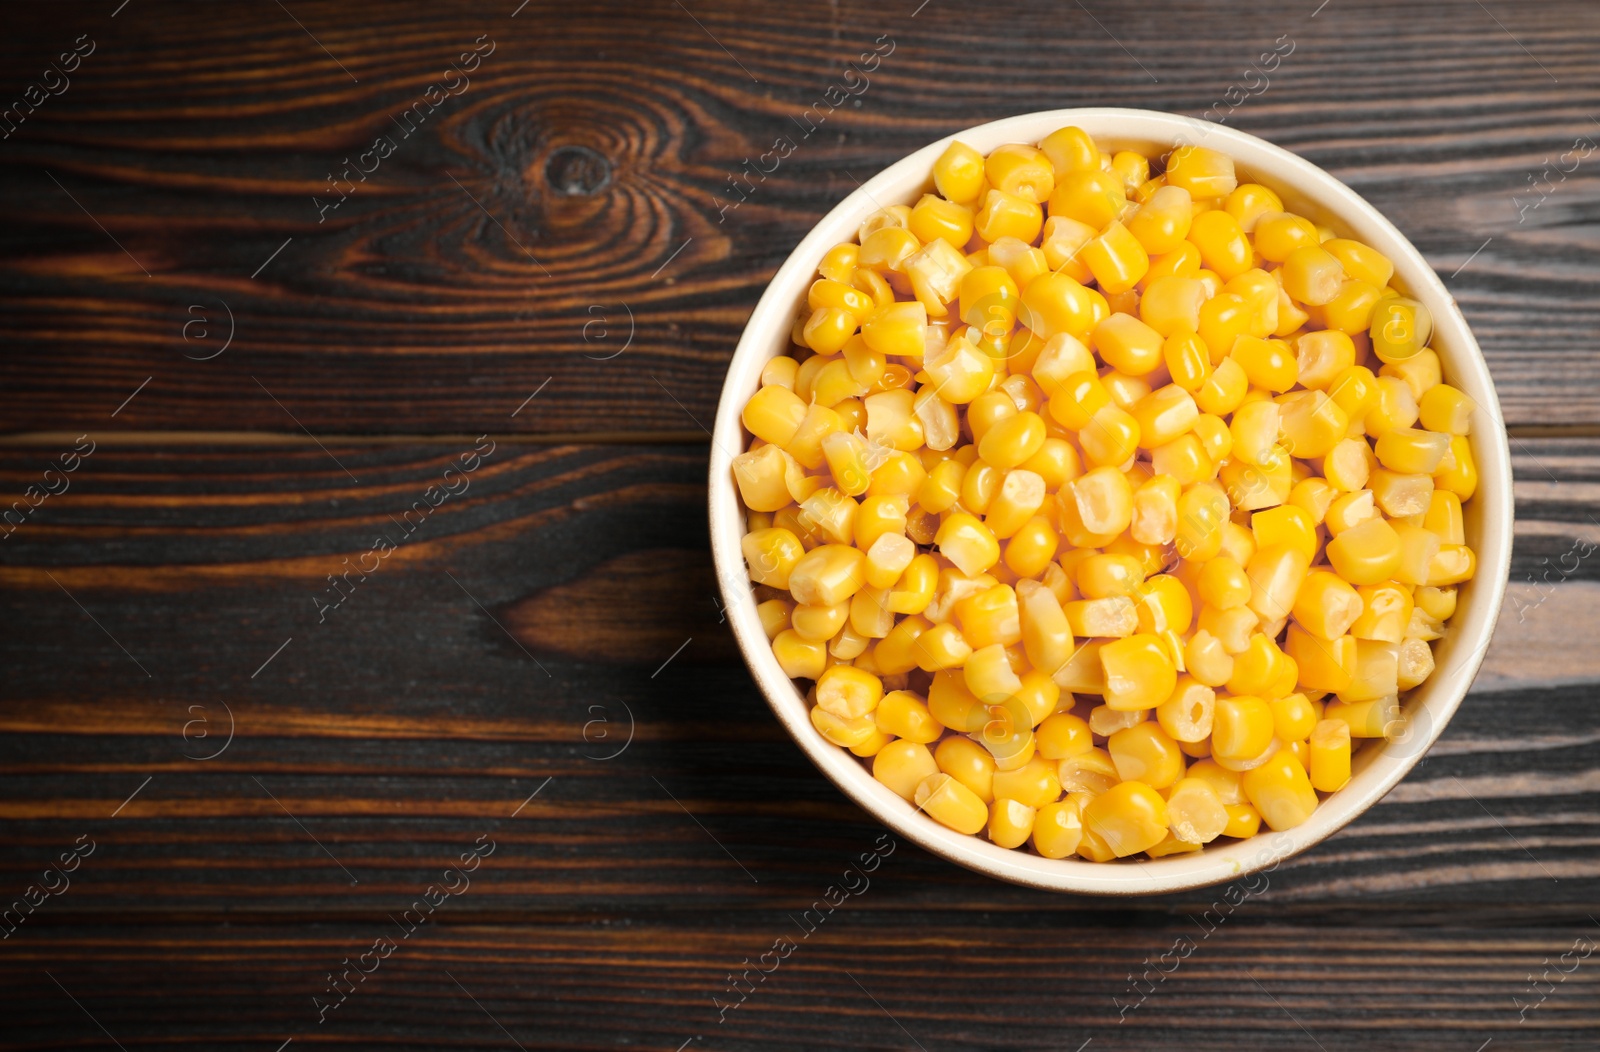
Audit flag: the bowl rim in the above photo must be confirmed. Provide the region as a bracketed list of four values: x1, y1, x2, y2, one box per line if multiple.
[708, 107, 1513, 896]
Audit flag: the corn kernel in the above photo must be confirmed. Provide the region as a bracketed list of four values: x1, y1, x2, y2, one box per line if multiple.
[915, 773, 989, 834]
[874, 740, 940, 801]
[1084, 780, 1171, 857]
[1166, 146, 1237, 198]
[1031, 799, 1084, 858]
[1326, 517, 1402, 585]
[1241, 749, 1318, 831]
[1419, 384, 1475, 436]
[1100, 633, 1178, 712]
[1369, 297, 1431, 364]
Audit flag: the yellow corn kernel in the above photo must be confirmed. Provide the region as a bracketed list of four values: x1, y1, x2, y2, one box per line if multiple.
[774, 628, 828, 680]
[1199, 602, 1259, 656]
[1267, 693, 1315, 746]
[1190, 415, 1231, 467]
[1036, 711, 1093, 760]
[1089, 316, 1160, 379]
[811, 356, 871, 407]
[1252, 211, 1317, 263]
[991, 755, 1062, 809]
[1418, 383, 1475, 436]
[1321, 437, 1370, 494]
[849, 583, 895, 638]
[1014, 668, 1061, 727]
[811, 704, 878, 749]
[791, 599, 849, 642]
[979, 413, 1048, 473]
[1063, 595, 1137, 638]
[809, 277, 878, 322]
[1291, 570, 1363, 641]
[887, 553, 939, 615]
[1048, 167, 1126, 230]
[1225, 398, 1276, 468]
[1109, 722, 1185, 789]
[1212, 694, 1274, 765]
[1415, 584, 1457, 622]
[858, 226, 920, 277]
[1011, 580, 1072, 679]
[818, 431, 870, 497]
[1374, 428, 1451, 482]
[1165, 145, 1237, 198]
[975, 188, 1044, 244]
[785, 543, 863, 607]
[917, 459, 967, 517]
[914, 773, 989, 834]
[870, 740, 938, 802]
[1155, 675, 1213, 741]
[904, 240, 973, 318]
[1079, 220, 1149, 295]
[1322, 695, 1397, 738]
[1021, 274, 1099, 343]
[1325, 489, 1379, 537]
[742, 527, 805, 590]
[1125, 184, 1193, 255]
[869, 450, 926, 497]
[1369, 297, 1432, 364]
[1001, 515, 1058, 579]
[1075, 404, 1138, 469]
[1099, 633, 1178, 712]
[742, 384, 808, 447]
[1028, 799, 1082, 858]
[1194, 356, 1249, 419]
[1083, 780, 1170, 857]
[1318, 238, 1392, 288]
[932, 140, 986, 203]
[818, 243, 861, 284]
[1370, 468, 1433, 518]
[1288, 331, 1353, 395]
[1179, 757, 1240, 806]
[1038, 125, 1100, 174]
[1174, 482, 1228, 562]
[1246, 544, 1311, 624]
[859, 300, 928, 360]
[1384, 352, 1448, 407]
[983, 797, 1036, 849]
[982, 471, 1044, 541]
[1197, 556, 1251, 611]
[1427, 544, 1476, 586]
[876, 613, 928, 671]
[1279, 391, 1349, 461]
[1434, 434, 1478, 500]
[931, 736, 994, 805]
[910, 621, 971, 672]
[815, 665, 883, 719]
[1128, 388, 1199, 452]
[1252, 506, 1318, 567]
[756, 598, 793, 641]
[785, 403, 843, 471]
[980, 143, 1054, 203]
[1290, 477, 1338, 526]
[1188, 208, 1253, 280]
[1158, 333, 1210, 397]
[1240, 748, 1318, 831]
[934, 511, 1000, 577]
[1350, 581, 1413, 644]
[760, 356, 799, 393]
[1076, 553, 1146, 600]
[732, 444, 800, 513]
[1056, 747, 1118, 797]
[1104, 150, 1147, 196]
[1398, 636, 1435, 692]
[873, 690, 941, 744]
[1390, 521, 1441, 586]
[1319, 277, 1380, 335]
[906, 191, 974, 247]
[1334, 638, 1399, 702]
[918, 669, 979, 735]
[1183, 631, 1232, 690]
[1227, 632, 1294, 698]
[956, 263, 1019, 331]
[1123, 476, 1179, 550]
[1101, 370, 1153, 412]
[1221, 181, 1281, 230]
[965, 642, 1023, 707]
[1280, 244, 1345, 306]
[1326, 517, 1403, 586]
[1161, 777, 1226, 844]
[1230, 335, 1297, 393]
[1307, 718, 1352, 792]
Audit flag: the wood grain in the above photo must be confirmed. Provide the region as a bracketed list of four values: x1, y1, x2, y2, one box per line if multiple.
[1, 1, 1598, 434]
[0, 440, 1594, 923]
[4, 922, 1598, 1050]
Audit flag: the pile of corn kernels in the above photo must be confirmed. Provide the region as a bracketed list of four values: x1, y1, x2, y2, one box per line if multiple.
[733, 127, 1477, 862]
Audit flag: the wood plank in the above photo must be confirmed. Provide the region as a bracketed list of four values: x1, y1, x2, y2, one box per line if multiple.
[2, 922, 1597, 1049]
[1, 1, 1598, 433]
[0, 439, 1594, 919]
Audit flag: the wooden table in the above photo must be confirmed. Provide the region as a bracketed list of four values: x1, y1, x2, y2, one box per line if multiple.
[2, 1, 1596, 1047]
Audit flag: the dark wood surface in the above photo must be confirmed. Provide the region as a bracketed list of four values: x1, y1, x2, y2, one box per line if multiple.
[2, 1, 1597, 1049]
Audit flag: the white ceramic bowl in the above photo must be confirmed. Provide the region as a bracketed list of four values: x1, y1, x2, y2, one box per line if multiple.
[709, 108, 1513, 895]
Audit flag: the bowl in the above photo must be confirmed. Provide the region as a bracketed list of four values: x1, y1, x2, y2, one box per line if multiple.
[708, 108, 1512, 895]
